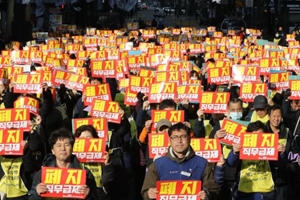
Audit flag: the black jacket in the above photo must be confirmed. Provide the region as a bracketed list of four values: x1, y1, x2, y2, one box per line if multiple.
[29, 154, 99, 200]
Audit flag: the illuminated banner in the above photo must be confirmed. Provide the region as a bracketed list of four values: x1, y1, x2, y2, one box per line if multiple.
[14, 97, 40, 116]
[177, 84, 201, 103]
[129, 76, 153, 94]
[41, 167, 86, 199]
[240, 133, 278, 160]
[269, 72, 289, 90]
[148, 133, 169, 158]
[240, 83, 267, 102]
[13, 74, 43, 94]
[73, 138, 106, 162]
[124, 90, 138, 106]
[72, 118, 108, 139]
[148, 82, 177, 103]
[83, 84, 112, 106]
[0, 129, 23, 155]
[232, 65, 260, 83]
[207, 66, 231, 85]
[220, 119, 248, 145]
[199, 92, 229, 113]
[90, 99, 121, 124]
[151, 110, 184, 132]
[157, 181, 201, 200]
[90, 60, 117, 78]
[190, 138, 222, 162]
[289, 80, 300, 100]
[0, 108, 30, 130]
[65, 73, 89, 92]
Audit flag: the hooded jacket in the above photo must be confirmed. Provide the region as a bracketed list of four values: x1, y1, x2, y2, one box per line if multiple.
[141, 146, 221, 200]
[28, 154, 99, 200]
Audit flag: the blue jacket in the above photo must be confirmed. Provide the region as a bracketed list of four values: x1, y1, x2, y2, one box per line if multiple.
[141, 146, 221, 200]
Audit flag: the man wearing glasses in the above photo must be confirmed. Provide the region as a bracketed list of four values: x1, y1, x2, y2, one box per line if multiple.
[141, 123, 222, 200]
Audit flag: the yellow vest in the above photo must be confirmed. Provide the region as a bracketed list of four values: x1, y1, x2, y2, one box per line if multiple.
[203, 120, 223, 138]
[0, 157, 28, 198]
[251, 111, 269, 124]
[82, 163, 102, 187]
[0, 103, 4, 109]
[239, 160, 274, 193]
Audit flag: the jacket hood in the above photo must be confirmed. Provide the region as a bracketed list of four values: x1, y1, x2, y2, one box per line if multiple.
[42, 154, 82, 169]
[165, 145, 196, 164]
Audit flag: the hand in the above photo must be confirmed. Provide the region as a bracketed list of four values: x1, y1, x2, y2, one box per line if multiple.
[82, 93, 87, 102]
[103, 151, 110, 165]
[197, 190, 206, 200]
[278, 144, 285, 154]
[216, 154, 225, 167]
[21, 140, 28, 148]
[183, 121, 191, 128]
[36, 183, 48, 196]
[118, 108, 125, 118]
[267, 97, 274, 106]
[147, 188, 158, 199]
[42, 83, 48, 92]
[233, 143, 241, 154]
[78, 185, 90, 197]
[229, 77, 234, 86]
[143, 100, 150, 110]
[182, 98, 189, 106]
[197, 109, 204, 120]
[72, 88, 78, 95]
[36, 114, 42, 125]
[145, 120, 152, 132]
[214, 129, 227, 139]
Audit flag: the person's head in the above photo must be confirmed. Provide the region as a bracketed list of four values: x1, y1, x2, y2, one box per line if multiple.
[246, 121, 267, 133]
[89, 77, 103, 85]
[49, 128, 75, 163]
[156, 119, 172, 133]
[290, 100, 300, 111]
[268, 104, 282, 128]
[278, 26, 283, 31]
[228, 98, 243, 120]
[159, 99, 176, 110]
[168, 123, 191, 156]
[189, 70, 200, 80]
[74, 125, 99, 138]
[241, 27, 245, 31]
[253, 95, 268, 118]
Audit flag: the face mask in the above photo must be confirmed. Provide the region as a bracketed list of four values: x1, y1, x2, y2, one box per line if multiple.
[230, 112, 243, 120]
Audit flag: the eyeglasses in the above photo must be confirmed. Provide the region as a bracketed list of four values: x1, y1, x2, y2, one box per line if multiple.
[170, 135, 189, 141]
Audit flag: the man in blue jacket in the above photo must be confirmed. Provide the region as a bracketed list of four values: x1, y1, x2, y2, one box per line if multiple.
[141, 122, 223, 200]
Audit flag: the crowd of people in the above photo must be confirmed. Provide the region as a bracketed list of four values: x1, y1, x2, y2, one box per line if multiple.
[0, 23, 300, 200]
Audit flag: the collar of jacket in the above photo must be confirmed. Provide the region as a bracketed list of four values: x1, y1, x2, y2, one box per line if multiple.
[265, 121, 287, 139]
[166, 146, 195, 164]
[42, 154, 82, 169]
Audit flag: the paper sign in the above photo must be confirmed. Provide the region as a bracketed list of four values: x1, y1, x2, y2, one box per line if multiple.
[290, 80, 300, 100]
[91, 60, 116, 78]
[199, 92, 229, 113]
[41, 167, 86, 199]
[151, 110, 185, 132]
[207, 66, 231, 85]
[269, 72, 289, 90]
[72, 118, 108, 139]
[232, 65, 260, 83]
[13, 74, 43, 94]
[190, 138, 222, 162]
[73, 138, 106, 162]
[129, 76, 153, 94]
[124, 90, 138, 106]
[240, 83, 267, 102]
[155, 71, 182, 85]
[90, 99, 121, 124]
[14, 97, 40, 116]
[65, 73, 89, 92]
[83, 84, 112, 106]
[156, 181, 201, 200]
[148, 133, 169, 158]
[0, 108, 30, 131]
[0, 129, 23, 155]
[240, 133, 279, 160]
[220, 119, 249, 145]
[148, 82, 177, 103]
[177, 85, 201, 103]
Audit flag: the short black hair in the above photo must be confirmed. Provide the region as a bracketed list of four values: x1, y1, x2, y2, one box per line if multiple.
[168, 122, 191, 137]
[268, 104, 282, 116]
[88, 77, 103, 84]
[246, 121, 267, 132]
[48, 128, 75, 149]
[228, 98, 243, 107]
[74, 125, 99, 138]
[159, 99, 176, 110]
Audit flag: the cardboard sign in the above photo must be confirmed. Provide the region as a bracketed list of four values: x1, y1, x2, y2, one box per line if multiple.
[290, 80, 300, 100]
[0, 129, 23, 155]
[269, 72, 289, 90]
[41, 167, 86, 199]
[199, 92, 229, 113]
[13, 74, 43, 94]
[220, 119, 249, 145]
[129, 76, 153, 94]
[240, 83, 267, 102]
[177, 84, 201, 103]
[151, 110, 185, 132]
[190, 138, 222, 162]
[91, 60, 116, 78]
[0, 108, 30, 131]
[83, 84, 112, 106]
[73, 138, 106, 162]
[157, 181, 201, 200]
[232, 65, 260, 83]
[14, 97, 40, 116]
[148, 82, 177, 103]
[148, 133, 169, 158]
[240, 133, 279, 160]
[207, 66, 231, 85]
[72, 118, 108, 139]
[90, 99, 121, 124]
